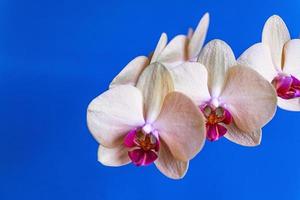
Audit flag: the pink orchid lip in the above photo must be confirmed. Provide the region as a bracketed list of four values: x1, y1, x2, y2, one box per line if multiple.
[200, 104, 232, 142]
[272, 74, 300, 100]
[124, 125, 160, 166]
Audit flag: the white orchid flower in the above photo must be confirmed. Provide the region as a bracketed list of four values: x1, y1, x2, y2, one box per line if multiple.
[238, 15, 300, 111]
[154, 12, 209, 68]
[87, 63, 206, 179]
[170, 39, 277, 146]
[109, 13, 209, 88]
[108, 33, 166, 89]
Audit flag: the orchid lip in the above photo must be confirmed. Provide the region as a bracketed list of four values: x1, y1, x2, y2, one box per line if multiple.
[272, 74, 300, 100]
[124, 125, 160, 166]
[200, 104, 233, 142]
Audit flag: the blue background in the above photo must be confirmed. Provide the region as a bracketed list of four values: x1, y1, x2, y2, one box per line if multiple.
[1, 0, 300, 199]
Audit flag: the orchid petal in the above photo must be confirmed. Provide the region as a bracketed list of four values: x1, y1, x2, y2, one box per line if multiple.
[262, 15, 290, 68]
[151, 33, 168, 63]
[198, 39, 236, 97]
[87, 85, 145, 147]
[220, 65, 277, 132]
[238, 43, 277, 82]
[136, 63, 174, 123]
[157, 35, 188, 68]
[282, 39, 300, 79]
[154, 92, 206, 161]
[155, 140, 188, 179]
[188, 12, 209, 60]
[224, 124, 262, 146]
[170, 62, 211, 105]
[109, 56, 149, 88]
[98, 145, 130, 166]
[277, 98, 300, 111]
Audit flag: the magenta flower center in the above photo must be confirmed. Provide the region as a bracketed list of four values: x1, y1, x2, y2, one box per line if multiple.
[124, 126, 159, 166]
[201, 105, 232, 141]
[272, 74, 300, 99]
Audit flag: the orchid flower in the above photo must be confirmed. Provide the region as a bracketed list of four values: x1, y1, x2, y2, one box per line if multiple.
[170, 39, 277, 146]
[154, 12, 209, 68]
[108, 33, 166, 88]
[109, 13, 209, 88]
[238, 15, 300, 111]
[87, 63, 206, 179]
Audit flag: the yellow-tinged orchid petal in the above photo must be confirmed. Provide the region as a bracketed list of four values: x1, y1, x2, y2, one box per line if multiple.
[154, 92, 206, 161]
[238, 43, 277, 82]
[110, 33, 167, 89]
[282, 39, 300, 79]
[155, 140, 188, 179]
[98, 145, 130, 167]
[277, 98, 300, 111]
[220, 65, 277, 132]
[109, 56, 150, 89]
[198, 39, 236, 98]
[188, 12, 209, 60]
[87, 85, 145, 148]
[171, 62, 211, 105]
[136, 62, 174, 123]
[225, 124, 262, 147]
[157, 35, 188, 69]
[262, 15, 291, 68]
[154, 13, 209, 69]
[151, 33, 168, 63]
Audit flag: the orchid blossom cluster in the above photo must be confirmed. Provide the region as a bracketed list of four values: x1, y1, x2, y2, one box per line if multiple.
[87, 13, 300, 179]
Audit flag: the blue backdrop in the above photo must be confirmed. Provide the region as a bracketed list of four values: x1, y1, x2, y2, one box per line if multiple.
[1, 0, 300, 199]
